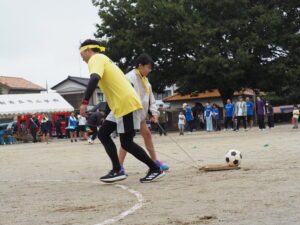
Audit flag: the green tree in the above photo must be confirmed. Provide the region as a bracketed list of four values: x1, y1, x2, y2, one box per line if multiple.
[92, 0, 300, 105]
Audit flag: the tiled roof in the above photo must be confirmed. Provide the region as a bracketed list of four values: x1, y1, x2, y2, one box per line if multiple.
[163, 89, 255, 102]
[0, 76, 45, 90]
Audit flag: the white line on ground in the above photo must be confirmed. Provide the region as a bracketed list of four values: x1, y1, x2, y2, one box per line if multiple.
[0, 179, 145, 225]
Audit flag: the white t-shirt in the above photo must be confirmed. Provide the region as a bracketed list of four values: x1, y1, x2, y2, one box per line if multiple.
[178, 114, 186, 125]
[236, 102, 243, 116]
[293, 109, 299, 119]
[78, 115, 87, 125]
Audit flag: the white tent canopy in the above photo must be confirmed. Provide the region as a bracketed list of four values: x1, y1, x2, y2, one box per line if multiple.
[0, 93, 74, 117]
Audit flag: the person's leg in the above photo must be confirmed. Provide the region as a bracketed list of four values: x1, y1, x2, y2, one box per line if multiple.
[224, 117, 228, 129]
[295, 118, 298, 128]
[98, 120, 120, 171]
[31, 129, 37, 142]
[188, 121, 192, 132]
[237, 116, 241, 130]
[262, 115, 266, 129]
[162, 123, 167, 135]
[270, 115, 274, 128]
[119, 132, 159, 171]
[217, 119, 220, 131]
[91, 127, 98, 140]
[140, 121, 157, 160]
[243, 116, 247, 129]
[258, 115, 262, 129]
[70, 131, 73, 141]
[229, 117, 233, 129]
[158, 123, 163, 135]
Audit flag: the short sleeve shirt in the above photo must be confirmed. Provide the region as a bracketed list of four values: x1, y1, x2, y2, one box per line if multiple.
[225, 104, 234, 117]
[246, 101, 254, 115]
[204, 106, 213, 118]
[88, 54, 142, 118]
[212, 108, 219, 119]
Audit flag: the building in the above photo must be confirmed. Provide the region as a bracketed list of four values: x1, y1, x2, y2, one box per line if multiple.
[0, 76, 46, 94]
[51, 76, 103, 111]
[163, 89, 256, 110]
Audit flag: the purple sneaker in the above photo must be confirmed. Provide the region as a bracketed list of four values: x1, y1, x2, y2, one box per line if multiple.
[155, 160, 169, 171]
[120, 165, 128, 176]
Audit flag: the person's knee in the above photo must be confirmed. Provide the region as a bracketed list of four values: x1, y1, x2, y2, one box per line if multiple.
[98, 129, 110, 142]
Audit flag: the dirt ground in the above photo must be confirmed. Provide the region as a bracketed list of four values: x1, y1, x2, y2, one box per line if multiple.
[1, 124, 300, 225]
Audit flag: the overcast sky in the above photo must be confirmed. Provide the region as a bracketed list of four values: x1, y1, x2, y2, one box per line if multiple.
[0, 0, 99, 89]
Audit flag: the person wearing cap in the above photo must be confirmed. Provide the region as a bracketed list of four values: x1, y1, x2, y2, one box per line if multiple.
[79, 39, 165, 183]
[158, 104, 168, 136]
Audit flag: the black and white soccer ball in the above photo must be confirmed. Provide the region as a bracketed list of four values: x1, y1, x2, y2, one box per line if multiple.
[225, 149, 242, 166]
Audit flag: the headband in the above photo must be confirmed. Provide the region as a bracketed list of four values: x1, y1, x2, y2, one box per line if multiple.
[79, 45, 105, 52]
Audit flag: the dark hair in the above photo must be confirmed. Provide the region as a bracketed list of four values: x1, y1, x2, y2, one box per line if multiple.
[134, 53, 154, 68]
[80, 39, 102, 53]
[294, 104, 298, 108]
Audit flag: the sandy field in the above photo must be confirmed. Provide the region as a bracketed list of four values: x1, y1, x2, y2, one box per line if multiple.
[0, 124, 300, 225]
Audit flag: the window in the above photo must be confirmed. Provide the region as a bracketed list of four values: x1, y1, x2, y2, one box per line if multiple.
[97, 93, 104, 102]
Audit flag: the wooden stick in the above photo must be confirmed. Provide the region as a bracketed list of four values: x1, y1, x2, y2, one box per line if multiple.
[199, 164, 240, 171]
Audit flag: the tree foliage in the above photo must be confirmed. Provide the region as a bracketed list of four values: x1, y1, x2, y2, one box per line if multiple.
[92, 0, 300, 104]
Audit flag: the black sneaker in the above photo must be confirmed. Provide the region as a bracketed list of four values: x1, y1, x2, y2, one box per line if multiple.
[140, 168, 165, 183]
[100, 170, 127, 183]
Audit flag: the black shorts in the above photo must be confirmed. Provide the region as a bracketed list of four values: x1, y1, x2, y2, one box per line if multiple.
[78, 125, 86, 132]
[41, 128, 50, 135]
[247, 115, 253, 122]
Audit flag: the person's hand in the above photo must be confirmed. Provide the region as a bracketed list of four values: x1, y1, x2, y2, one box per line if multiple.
[150, 115, 158, 123]
[80, 104, 87, 117]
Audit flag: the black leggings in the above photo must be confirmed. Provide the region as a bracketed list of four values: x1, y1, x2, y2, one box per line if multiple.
[98, 119, 159, 172]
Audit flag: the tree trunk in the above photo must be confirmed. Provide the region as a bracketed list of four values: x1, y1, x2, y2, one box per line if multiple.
[218, 88, 235, 106]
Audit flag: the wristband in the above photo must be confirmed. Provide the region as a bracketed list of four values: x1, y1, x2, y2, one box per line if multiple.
[81, 99, 89, 105]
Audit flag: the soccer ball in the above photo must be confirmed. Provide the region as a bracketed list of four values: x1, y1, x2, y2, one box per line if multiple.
[88, 138, 92, 144]
[225, 149, 242, 166]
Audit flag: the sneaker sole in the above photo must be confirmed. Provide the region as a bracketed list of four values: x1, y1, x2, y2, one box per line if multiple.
[140, 171, 166, 183]
[100, 175, 127, 183]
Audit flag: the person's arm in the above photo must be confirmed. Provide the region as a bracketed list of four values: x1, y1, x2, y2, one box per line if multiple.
[80, 74, 101, 116]
[80, 57, 105, 116]
[148, 85, 159, 123]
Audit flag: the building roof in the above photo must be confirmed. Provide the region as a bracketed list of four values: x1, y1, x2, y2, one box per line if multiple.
[51, 76, 90, 89]
[0, 76, 45, 90]
[163, 89, 255, 102]
[273, 105, 300, 114]
[0, 93, 74, 117]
